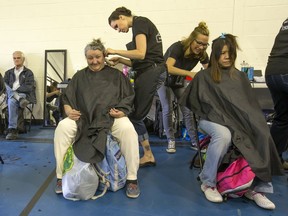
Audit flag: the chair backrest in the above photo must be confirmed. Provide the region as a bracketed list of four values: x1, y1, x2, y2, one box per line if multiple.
[23, 80, 36, 131]
[29, 80, 37, 104]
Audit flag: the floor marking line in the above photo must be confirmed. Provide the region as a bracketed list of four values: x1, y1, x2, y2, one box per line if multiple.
[20, 168, 56, 216]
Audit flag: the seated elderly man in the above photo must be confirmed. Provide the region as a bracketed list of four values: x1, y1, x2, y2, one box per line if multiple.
[4, 51, 36, 140]
[54, 38, 140, 198]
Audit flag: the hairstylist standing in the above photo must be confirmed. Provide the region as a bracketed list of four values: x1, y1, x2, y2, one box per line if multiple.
[158, 22, 210, 153]
[265, 18, 288, 170]
[106, 7, 166, 167]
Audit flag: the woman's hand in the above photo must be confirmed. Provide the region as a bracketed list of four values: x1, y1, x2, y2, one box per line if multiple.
[106, 57, 121, 66]
[54, 90, 60, 96]
[109, 108, 125, 118]
[106, 48, 116, 56]
[67, 109, 81, 121]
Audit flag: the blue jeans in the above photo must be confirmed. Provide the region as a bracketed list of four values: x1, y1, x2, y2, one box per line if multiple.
[198, 120, 232, 187]
[5, 84, 27, 129]
[199, 119, 274, 193]
[266, 74, 288, 160]
[157, 80, 197, 143]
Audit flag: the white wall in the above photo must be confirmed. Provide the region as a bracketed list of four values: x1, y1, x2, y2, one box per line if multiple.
[0, 0, 287, 119]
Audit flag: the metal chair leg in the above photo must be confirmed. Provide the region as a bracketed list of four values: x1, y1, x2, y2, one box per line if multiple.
[190, 113, 204, 170]
[0, 155, 4, 164]
[25, 103, 35, 132]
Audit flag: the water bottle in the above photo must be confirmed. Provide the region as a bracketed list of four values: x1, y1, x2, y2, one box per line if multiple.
[241, 61, 254, 81]
[240, 61, 248, 73]
[248, 67, 254, 81]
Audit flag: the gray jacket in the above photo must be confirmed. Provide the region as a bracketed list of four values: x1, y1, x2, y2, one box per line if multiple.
[4, 66, 36, 104]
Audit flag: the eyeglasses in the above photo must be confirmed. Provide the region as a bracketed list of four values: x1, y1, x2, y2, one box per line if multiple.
[13, 57, 22, 60]
[194, 39, 209, 48]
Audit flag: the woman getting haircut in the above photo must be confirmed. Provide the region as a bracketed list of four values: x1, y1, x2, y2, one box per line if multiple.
[180, 33, 283, 209]
[106, 7, 166, 167]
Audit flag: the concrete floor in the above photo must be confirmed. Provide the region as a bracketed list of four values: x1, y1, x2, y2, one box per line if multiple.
[0, 126, 287, 216]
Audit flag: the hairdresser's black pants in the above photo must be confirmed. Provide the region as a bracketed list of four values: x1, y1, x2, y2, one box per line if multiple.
[129, 64, 166, 141]
[266, 74, 288, 161]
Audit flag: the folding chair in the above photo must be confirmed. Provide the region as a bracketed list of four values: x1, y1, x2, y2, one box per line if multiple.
[24, 80, 37, 132]
[190, 112, 204, 170]
[24, 103, 35, 132]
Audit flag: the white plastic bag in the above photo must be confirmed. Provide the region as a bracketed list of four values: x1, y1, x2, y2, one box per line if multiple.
[62, 146, 99, 201]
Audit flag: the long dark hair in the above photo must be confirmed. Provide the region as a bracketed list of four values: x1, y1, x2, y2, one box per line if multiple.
[209, 34, 240, 83]
[108, 7, 132, 25]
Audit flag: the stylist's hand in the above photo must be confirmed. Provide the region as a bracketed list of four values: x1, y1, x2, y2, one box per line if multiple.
[109, 108, 125, 118]
[106, 48, 116, 56]
[188, 71, 197, 79]
[67, 109, 81, 121]
[54, 90, 60, 96]
[106, 57, 121, 66]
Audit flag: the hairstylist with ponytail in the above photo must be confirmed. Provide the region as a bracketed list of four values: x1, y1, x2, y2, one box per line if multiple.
[106, 7, 166, 167]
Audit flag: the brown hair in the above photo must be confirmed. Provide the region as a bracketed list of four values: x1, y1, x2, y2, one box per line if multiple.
[108, 7, 132, 25]
[209, 34, 240, 83]
[181, 21, 209, 61]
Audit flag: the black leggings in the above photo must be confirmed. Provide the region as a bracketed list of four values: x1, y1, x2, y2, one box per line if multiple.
[129, 64, 166, 140]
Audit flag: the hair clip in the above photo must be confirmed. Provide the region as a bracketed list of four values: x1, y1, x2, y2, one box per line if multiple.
[220, 33, 226, 38]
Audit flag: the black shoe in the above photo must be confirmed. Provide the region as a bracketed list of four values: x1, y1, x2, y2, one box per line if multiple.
[282, 161, 288, 170]
[126, 181, 140, 198]
[5, 128, 18, 140]
[55, 179, 62, 194]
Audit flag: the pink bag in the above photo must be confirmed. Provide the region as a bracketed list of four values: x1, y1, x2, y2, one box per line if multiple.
[216, 157, 255, 198]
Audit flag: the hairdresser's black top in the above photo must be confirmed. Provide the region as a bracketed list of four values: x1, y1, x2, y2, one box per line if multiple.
[266, 18, 288, 75]
[127, 16, 164, 71]
[164, 41, 209, 70]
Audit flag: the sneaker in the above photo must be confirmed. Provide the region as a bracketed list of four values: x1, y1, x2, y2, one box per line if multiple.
[5, 128, 18, 140]
[55, 179, 62, 194]
[126, 182, 140, 198]
[47, 103, 58, 112]
[282, 161, 288, 170]
[201, 184, 223, 203]
[166, 140, 176, 153]
[190, 143, 198, 151]
[190, 143, 206, 153]
[19, 98, 30, 109]
[244, 190, 275, 210]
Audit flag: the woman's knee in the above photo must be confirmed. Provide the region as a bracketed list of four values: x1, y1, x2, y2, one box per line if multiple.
[55, 118, 76, 135]
[114, 117, 136, 134]
[218, 129, 232, 146]
[201, 121, 232, 147]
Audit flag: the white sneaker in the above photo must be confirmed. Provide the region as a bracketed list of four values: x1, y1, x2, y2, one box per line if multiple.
[244, 190, 275, 210]
[190, 143, 207, 153]
[201, 184, 223, 203]
[166, 140, 176, 153]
